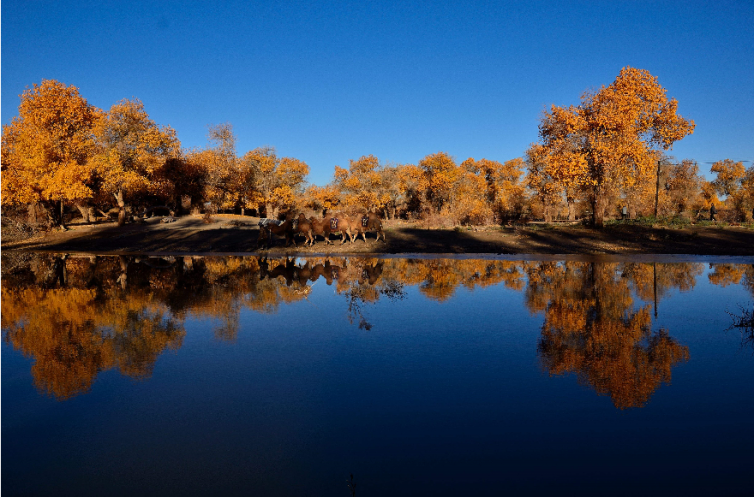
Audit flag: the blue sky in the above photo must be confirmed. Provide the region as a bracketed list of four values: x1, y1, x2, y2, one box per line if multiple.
[3, 0, 752, 185]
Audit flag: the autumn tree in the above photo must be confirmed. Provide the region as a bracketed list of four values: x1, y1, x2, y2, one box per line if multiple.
[330, 155, 403, 217]
[462, 157, 527, 222]
[1, 80, 101, 226]
[244, 147, 309, 217]
[526, 105, 590, 221]
[396, 163, 426, 216]
[153, 156, 207, 214]
[418, 152, 459, 213]
[184, 123, 257, 213]
[304, 184, 340, 215]
[710, 159, 746, 197]
[452, 164, 493, 224]
[377, 165, 403, 219]
[91, 98, 180, 224]
[664, 159, 703, 215]
[710, 159, 751, 220]
[524, 144, 563, 222]
[531, 67, 695, 226]
[699, 180, 719, 211]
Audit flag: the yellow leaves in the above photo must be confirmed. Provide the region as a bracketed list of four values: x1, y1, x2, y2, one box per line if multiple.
[531, 261, 691, 409]
[92, 98, 180, 202]
[1, 79, 100, 206]
[272, 184, 295, 205]
[277, 157, 310, 186]
[334, 165, 349, 183]
[710, 159, 746, 197]
[330, 155, 392, 211]
[242, 147, 309, 212]
[305, 184, 341, 211]
[418, 152, 459, 211]
[528, 67, 695, 225]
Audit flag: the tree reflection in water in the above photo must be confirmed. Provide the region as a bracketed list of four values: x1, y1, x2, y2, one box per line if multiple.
[527, 262, 691, 409]
[2, 254, 751, 403]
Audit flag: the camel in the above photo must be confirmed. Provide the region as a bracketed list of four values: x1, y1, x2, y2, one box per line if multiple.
[327, 213, 359, 244]
[351, 212, 386, 243]
[259, 257, 304, 286]
[359, 261, 384, 285]
[310, 259, 346, 285]
[294, 213, 315, 246]
[308, 214, 334, 245]
[257, 219, 294, 248]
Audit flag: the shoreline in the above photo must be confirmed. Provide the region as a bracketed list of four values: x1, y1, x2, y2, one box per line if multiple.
[3, 214, 754, 258]
[13, 250, 754, 265]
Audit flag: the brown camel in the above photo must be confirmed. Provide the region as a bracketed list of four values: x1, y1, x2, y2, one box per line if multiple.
[294, 213, 315, 246]
[359, 261, 384, 285]
[352, 212, 386, 243]
[308, 214, 334, 245]
[258, 257, 306, 286]
[257, 219, 294, 248]
[328, 213, 358, 244]
[310, 259, 346, 285]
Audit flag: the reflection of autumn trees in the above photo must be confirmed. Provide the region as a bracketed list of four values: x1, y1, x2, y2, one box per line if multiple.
[1, 284, 183, 400]
[4, 255, 749, 402]
[526, 262, 691, 409]
[707, 264, 754, 301]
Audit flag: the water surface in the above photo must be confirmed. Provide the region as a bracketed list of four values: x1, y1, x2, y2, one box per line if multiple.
[3, 254, 753, 496]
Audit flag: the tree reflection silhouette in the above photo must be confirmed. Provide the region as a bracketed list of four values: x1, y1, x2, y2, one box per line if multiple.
[529, 262, 690, 409]
[3, 254, 743, 403]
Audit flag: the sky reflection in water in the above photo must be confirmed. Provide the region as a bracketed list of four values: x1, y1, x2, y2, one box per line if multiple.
[2, 254, 753, 496]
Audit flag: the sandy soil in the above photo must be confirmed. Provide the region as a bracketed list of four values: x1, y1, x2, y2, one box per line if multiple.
[3, 214, 754, 256]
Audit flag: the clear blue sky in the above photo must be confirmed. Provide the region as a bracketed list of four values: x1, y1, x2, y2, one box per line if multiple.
[3, 0, 752, 185]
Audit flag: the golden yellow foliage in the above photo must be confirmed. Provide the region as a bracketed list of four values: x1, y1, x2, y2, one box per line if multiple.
[1, 80, 101, 211]
[244, 147, 309, 216]
[91, 98, 180, 207]
[530, 67, 695, 226]
[418, 152, 459, 212]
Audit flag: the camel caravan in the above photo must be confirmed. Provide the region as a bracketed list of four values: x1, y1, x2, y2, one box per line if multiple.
[258, 211, 385, 248]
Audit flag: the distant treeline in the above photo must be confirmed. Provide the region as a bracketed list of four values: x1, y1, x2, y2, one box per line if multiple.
[2, 68, 753, 228]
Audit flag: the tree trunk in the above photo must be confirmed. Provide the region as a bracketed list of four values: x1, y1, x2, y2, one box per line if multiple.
[27, 203, 41, 226]
[114, 189, 126, 226]
[45, 200, 67, 228]
[592, 193, 606, 228]
[118, 256, 129, 290]
[75, 202, 93, 223]
[567, 199, 575, 221]
[543, 199, 552, 223]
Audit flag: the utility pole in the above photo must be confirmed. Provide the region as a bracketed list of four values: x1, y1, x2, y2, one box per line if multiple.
[655, 160, 662, 219]
[653, 262, 658, 319]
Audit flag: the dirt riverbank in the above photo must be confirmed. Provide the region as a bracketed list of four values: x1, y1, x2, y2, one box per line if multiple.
[3, 214, 754, 256]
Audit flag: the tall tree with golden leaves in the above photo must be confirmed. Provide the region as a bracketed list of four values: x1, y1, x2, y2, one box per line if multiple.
[532, 67, 695, 226]
[462, 157, 527, 222]
[418, 152, 459, 213]
[332, 155, 390, 212]
[1, 80, 102, 226]
[710, 159, 752, 220]
[244, 147, 309, 217]
[91, 99, 180, 224]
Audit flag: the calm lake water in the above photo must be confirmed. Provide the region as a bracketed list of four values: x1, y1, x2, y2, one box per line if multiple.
[2, 253, 753, 496]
